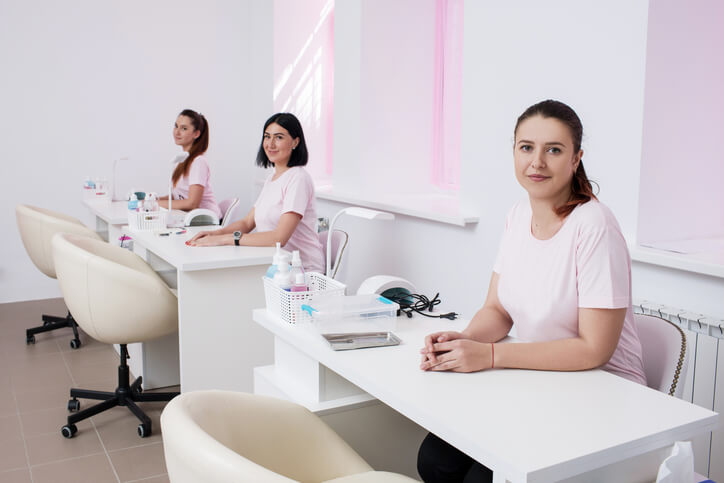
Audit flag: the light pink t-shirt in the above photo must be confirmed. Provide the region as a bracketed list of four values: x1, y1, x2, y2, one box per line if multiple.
[493, 199, 646, 385]
[254, 167, 325, 273]
[172, 155, 222, 219]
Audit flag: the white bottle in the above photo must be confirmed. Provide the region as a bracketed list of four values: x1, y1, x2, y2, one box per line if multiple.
[145, 193, 159, 212]
[290, 250, 307, 290]
[265, 242, 286, 279]
[273, 257, 293, 291]
[127, 193, 139, 211]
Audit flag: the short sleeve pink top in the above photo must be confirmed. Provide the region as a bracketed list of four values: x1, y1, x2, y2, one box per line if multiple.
[172, 155, 222, 219]
[493, 199, 646, 385]
[254, 167, 325, 273]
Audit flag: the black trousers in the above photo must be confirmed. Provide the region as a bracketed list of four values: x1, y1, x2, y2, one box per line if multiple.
[417, 432, 493, 483]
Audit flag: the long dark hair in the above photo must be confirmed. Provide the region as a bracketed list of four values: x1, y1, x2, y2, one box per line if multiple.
[256, 113, 309, 169]
[514, 100, 597, 218]
[172, 109, 209, 186]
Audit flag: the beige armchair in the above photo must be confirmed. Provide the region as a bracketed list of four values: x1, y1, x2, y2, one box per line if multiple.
[52, 233, 179, 439]
[161, 391, 418, 482]
[15, 204, 103, 348]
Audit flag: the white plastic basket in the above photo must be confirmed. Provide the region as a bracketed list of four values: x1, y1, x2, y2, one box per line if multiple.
[263, 272, 345, 324]
[127, 210, 167, 231]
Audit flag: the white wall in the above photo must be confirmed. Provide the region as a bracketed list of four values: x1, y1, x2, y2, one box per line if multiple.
[323, 0, 649, 318]
[1, 0, 273, 303]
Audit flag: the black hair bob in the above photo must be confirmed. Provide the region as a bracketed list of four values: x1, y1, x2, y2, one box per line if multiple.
[255, 112, 309, 168]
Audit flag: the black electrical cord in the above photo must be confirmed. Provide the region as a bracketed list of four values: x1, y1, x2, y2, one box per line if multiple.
[384, 292, 458, 320]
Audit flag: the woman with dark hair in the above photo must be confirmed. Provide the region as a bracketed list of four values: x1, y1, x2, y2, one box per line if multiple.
[158, 109, 222, 219]
[416, 100, 646, 483]
[187, 113, 324, 273]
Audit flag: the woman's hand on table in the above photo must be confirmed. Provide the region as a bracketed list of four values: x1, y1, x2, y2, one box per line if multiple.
[185, 232, 231, 247]
[420, 333, 492, 372]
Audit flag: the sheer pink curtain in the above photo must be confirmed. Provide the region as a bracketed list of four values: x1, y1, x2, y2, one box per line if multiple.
[431, 0, 463, 190]
[273, 0, 334, 179]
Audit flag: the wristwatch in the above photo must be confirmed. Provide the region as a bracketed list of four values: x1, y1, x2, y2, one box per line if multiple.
[233, 231, 242, 246]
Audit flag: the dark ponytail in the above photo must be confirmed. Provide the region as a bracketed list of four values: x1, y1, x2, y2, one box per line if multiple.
[172, 109, 210, 187]
[514, 100, 597, 218]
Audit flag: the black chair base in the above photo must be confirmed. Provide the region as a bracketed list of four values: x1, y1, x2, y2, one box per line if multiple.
[26, 310, 81, 349]
[62, 344, 179, 439]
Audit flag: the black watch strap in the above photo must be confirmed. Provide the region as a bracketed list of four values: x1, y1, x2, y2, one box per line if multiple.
[234, 231, 242, 246]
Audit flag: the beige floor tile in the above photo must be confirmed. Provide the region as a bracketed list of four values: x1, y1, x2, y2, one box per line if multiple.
[10, 358, 72, 393]
[6, 350, 65, 372]
[19, 406, 70, 438]
[25, 424, 103, 466]
[1, 334, 62, 359]
[94, 402, 166, 451]
[14, 379, 73, 414]
[31, 453, 117, 483]
[0, 467, 32, 483]
[0, 414, 23, 442]
[63, 344, 119, 370]
[0, 387, 18, 418]
[70, 361, 121, 387]
[109, 442, 167, 482]
[0, 436, 28, 472]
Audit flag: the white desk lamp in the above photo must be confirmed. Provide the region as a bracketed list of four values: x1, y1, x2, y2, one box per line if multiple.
[326, 207, 395, 277]
[111, 156, 128, 201]
[168, 152, 189, 228]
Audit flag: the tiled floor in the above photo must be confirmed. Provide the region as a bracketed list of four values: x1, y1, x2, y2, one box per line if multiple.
[0, 297, 175, 483]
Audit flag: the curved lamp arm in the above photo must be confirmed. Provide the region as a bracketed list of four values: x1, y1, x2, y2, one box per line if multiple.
[168, 152, 189, 228]
[326, 207, 395, 278]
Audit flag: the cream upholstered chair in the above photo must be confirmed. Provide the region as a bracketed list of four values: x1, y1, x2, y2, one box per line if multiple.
[161, 391, 417, 483]
[219, 197, 240, 228]
[52, 233, 179, 438]
[15, 204, 103, 349]
[318, 229, 348, 278]
[635, 313, 689, 398]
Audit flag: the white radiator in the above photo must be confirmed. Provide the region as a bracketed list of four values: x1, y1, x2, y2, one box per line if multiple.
[634, 300, 724, 481]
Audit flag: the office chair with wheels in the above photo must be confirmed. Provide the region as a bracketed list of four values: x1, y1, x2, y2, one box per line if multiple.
[161, 391, 417, 483]
[635, 313, 689, 398]
[15, 204, 104, 349]
[219, 197, 240, 228]
[318, 229, 348, 278]
[52, 233, 179, 439]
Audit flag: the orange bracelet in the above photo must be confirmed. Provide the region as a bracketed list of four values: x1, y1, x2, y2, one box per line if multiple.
[491, 343, 494, 369]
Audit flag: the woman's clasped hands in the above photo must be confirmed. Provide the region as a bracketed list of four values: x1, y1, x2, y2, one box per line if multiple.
[420, 331, 493, 373]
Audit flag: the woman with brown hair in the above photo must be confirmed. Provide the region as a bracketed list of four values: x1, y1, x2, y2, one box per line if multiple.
[158, 109, 222, 219]
[417, 100, 646, 482]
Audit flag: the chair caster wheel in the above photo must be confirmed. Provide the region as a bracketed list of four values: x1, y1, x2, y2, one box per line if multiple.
[68, 399, 80, 412]
[61, 424, 77, 438]
[137, 423, 152, 438]
[26, 335, 35, 345]
[70, 339, 81, 349]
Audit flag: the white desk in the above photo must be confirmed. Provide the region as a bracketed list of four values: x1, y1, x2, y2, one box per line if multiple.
[82, 199, 128, 244]
[129, 228, 276, 393]
[253, 310, 719, 483]
[82, 200, 277, 392]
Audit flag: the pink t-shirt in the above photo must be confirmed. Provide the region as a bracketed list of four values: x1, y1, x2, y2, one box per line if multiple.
[493, 199, 646, 385]
[254, 167, 325, 273]
[172, 155, 222, 219]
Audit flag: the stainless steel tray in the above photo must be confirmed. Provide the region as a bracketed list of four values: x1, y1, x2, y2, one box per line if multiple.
[322, 331, 401, 351]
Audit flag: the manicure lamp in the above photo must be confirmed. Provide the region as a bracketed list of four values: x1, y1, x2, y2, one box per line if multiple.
[167, 152, 189, 228]
[326, 207, 395, 278]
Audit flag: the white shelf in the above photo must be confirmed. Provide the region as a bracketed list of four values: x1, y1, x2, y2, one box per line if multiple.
[629, 241, 724, 279]
[315, 185, 479, 227]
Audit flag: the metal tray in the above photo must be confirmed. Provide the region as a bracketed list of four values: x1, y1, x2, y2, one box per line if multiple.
[322, 331, 401, 351]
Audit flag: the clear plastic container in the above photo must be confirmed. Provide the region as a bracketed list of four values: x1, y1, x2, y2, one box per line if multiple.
[302, 294, 399, 334]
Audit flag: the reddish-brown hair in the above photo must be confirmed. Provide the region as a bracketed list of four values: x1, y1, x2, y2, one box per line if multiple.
[514, 100, 597, 218]
[172, 109, 209, 186]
